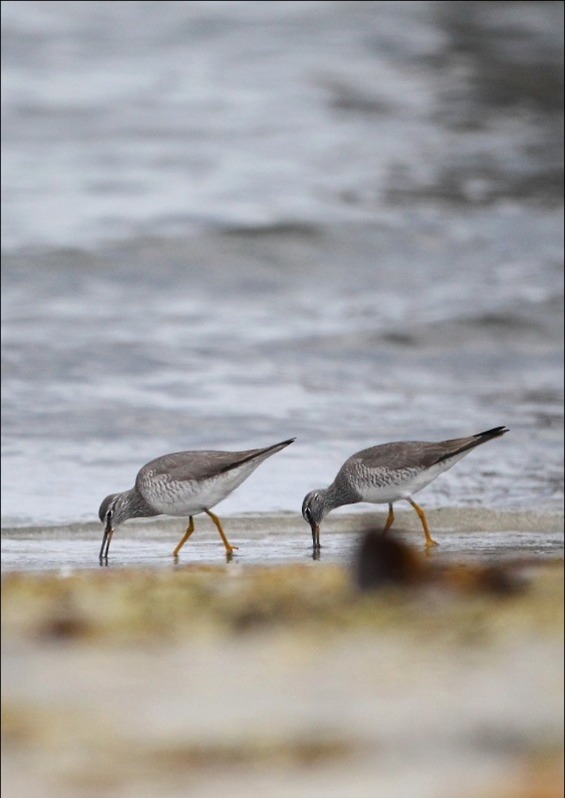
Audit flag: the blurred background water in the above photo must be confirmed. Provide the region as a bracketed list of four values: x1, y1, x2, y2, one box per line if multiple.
[1, 0, 563, 529]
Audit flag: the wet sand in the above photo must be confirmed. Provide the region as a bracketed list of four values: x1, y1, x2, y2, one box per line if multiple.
[2, 508, 563, 572]
[2, 510, 563, 798]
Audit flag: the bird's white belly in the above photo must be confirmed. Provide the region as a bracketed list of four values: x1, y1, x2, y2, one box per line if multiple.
[358, 457, 464, 504]
[146, 464, 257, 516]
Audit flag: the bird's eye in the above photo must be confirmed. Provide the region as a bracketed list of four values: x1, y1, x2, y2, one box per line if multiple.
[304, 508, 312, 522]
[106, 508, 113, 519]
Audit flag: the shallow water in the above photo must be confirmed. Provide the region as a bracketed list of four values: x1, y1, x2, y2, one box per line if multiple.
[2, 509, 562, 573]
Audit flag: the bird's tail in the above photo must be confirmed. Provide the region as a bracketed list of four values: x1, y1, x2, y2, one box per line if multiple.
[435, 426, 508, 464]
[474, 426, 509, 441]
[217, 438, 295, 474]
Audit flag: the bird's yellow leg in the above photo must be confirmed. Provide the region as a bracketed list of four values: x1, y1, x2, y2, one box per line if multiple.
[408, 499, 438, 547]
[383, 503, 395, 533]
[205, 509, 238, 554]
[173, 516, 195, 557]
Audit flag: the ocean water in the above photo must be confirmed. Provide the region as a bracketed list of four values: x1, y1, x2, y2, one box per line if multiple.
[1, 2, 563, 552]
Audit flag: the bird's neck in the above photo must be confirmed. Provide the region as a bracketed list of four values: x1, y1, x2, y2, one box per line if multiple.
[323, 482, 353, 513]
[324, 479, 361, 514]
[118, 488, 158, 522]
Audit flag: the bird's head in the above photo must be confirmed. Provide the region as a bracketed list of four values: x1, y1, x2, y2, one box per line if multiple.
[98, 492, 130, 527]
[301, 489, 327, 550]
[98, 491, 130, 559]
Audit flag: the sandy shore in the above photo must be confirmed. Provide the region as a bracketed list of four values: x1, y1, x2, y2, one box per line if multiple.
[2, 510, 563, 798]
[2, 507, 563, 572]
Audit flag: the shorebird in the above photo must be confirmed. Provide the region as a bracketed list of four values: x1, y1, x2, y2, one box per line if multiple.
[302, 427, 508, 550]
[98, 438, 295, 560]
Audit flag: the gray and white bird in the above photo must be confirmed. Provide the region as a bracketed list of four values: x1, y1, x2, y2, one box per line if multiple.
[98, 438, 295, 560]
[302, 427, 508, 550]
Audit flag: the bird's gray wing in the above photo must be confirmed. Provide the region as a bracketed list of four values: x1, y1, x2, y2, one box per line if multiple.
[346, 436, 481, 472]
[136, 448, 266, 488]
[134, 441, 295, 501]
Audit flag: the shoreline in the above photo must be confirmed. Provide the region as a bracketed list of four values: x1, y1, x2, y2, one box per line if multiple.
[2, 508, 563, 573]
[2, 505, 563, 535]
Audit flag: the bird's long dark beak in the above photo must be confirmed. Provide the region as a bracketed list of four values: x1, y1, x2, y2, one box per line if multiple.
[99, 520, 114, 560]
[311, 522, 320, 550]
